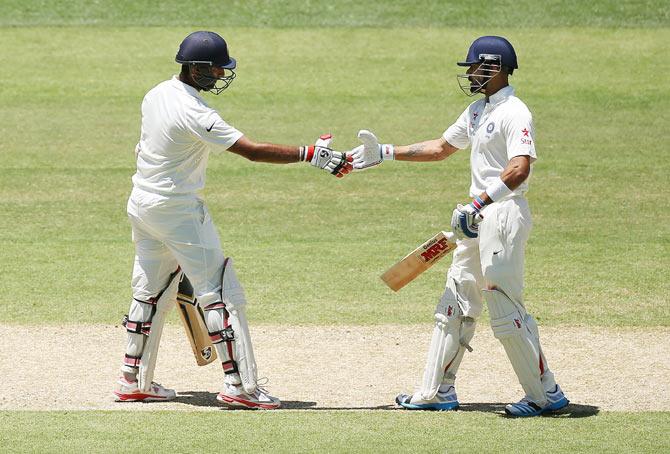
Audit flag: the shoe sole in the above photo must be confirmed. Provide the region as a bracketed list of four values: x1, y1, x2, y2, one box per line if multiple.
[395, 395, 459, 411]
[113, 391, 175, 402]
[216, 393, 280, 410]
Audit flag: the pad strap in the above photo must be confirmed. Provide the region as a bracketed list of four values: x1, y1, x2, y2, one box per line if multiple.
[222, 360, 240, 375]
[124, 354, 141, 368]
[122, 315, 152, 335]
[208, 326, 235, 344]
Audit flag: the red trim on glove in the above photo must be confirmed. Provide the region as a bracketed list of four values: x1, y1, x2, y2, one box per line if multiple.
[304, 145, 315, 162]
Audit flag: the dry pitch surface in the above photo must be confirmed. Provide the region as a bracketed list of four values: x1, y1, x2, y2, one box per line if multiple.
[1, 324, 668, 412]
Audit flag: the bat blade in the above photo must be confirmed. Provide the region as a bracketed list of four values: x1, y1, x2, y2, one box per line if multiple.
[177, 276, 217, 366]
[381, 231, 457, 291]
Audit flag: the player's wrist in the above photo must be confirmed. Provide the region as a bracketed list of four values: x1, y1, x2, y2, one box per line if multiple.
[380, 144, 395, 161]
[299, 145, 315, 162]
[469, 196, 486, 212]
[485, 177, 513, 202]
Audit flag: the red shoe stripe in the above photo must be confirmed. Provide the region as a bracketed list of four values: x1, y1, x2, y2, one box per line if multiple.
[218, 393, 278, 409]
[114, 391, 169, 402]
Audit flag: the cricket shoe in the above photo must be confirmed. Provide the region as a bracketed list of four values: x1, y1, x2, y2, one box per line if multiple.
[545, 384, 570, 411]
[395, 386, 460, 411]
[216, 382, 281, 410]
[504, 396, 548, 417]
[113, 376, 176, 402]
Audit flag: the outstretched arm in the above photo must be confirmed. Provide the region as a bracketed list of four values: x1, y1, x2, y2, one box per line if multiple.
[351, 130, 459, 170]
[228, 136, 301, 163]
[394, 138, 459, 162]
[227, 134, 352, 178]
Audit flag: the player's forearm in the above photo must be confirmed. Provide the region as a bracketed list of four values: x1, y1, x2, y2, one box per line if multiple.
[395, 139, 453, 162]
[499, 156, 531, 190]
[244, 143, 301, 163]
[475, 156, 531, 205]
[229, 139, 301, 163]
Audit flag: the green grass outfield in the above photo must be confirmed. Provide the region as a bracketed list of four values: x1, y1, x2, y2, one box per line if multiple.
[1, 411, 669, 453]
[1, 26, 668, 327]
[1, 1, 669, 452]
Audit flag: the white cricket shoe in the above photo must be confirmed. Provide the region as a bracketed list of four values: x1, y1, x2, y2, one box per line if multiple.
[216, 382, 281, 410]
[113, 376, 176, 402]
[395, 386, 460, 411]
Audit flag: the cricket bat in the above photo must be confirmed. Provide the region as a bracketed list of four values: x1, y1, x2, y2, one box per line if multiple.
[176, 275, 217, 366]
[381, 231, 457, 292]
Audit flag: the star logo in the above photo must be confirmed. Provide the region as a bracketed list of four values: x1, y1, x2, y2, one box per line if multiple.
[522, 128, 529, 137]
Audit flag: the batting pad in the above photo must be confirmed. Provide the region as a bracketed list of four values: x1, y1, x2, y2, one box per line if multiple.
[419, 281, 475, 400]
[221, 258, 258, 394]
[484, 289, 547, 407]
[138, 270, 182, 391]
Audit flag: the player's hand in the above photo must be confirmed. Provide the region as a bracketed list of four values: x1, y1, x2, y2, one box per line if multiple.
[451, 199, 484, 239]
[301, 134, 353, 178]
[351, 129, 394, 171]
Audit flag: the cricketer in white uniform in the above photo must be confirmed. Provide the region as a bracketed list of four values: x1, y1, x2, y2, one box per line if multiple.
[113, 31, 352, 409]
[351, 36, 569, 417]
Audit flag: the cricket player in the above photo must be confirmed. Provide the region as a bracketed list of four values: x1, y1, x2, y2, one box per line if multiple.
[351, 36, 568, 417]
[113, 31, 352, 409]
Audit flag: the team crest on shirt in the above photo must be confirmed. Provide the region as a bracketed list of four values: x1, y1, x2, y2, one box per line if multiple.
[486, 122, 495, 133]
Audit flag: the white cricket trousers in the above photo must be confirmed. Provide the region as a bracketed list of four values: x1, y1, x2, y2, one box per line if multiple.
[444, 196, 532, 318]
[127, 187, 225, 308]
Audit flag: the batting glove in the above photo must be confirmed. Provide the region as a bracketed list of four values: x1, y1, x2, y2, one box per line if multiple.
[300, 134, 353, 178]
[350, 129, 394, 171]
[450, 197, 485, 239]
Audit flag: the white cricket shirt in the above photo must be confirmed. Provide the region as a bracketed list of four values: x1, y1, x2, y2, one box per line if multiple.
[132, 76, 243, 195]
[443, 86, 537, 199]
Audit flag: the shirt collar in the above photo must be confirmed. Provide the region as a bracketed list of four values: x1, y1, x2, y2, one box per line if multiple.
[171, 75, 203, 99]
[487, 85, 514, 105]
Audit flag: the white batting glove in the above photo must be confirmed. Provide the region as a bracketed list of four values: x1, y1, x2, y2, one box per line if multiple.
[450, 197, 485, 239]
[350, 129, 394, 171]
[300, 134, 353, 178]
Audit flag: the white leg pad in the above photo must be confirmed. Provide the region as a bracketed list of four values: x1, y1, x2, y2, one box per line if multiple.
[419, 280, 476, 400]
[204, 258, 258, 394]
[137, 270, 181, 391]
[484, 289, 547, 406]
[525, 312, 557, 392]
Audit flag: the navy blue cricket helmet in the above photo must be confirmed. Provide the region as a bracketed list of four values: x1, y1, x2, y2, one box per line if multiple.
[176, 31, 237, 94]
[458, 36, 518, 74]
[176, 31, 236, 69]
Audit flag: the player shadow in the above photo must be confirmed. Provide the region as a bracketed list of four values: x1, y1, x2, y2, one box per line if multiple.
[173, 392, 395, 410]
[172, 394, 596, 416]
[173, 391, 220, 407]
[457, 402, 599, 418]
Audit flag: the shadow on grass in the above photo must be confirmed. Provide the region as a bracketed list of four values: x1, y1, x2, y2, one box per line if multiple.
[458, 402, 599, 418]
[174, 392, 394, 410]
[173, 392, 598, 416]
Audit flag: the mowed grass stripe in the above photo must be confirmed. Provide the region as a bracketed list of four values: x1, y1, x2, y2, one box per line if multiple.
[1, 0, 668, 27]
[0, 411, 669, 453]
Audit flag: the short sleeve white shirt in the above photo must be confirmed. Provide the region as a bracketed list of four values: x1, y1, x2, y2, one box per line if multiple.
[132, 76, 243, 195]
[442, 86, 537, 199]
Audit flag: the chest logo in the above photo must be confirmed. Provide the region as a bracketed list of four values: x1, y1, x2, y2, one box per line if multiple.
[486, 122, 495, 133]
